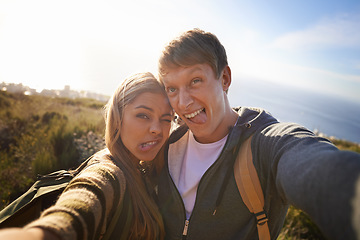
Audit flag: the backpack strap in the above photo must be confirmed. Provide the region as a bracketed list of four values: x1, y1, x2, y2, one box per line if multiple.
[234, 135, 270, 240]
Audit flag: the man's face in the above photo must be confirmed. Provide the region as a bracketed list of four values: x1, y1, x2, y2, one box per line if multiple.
[162, 63, 231, 143]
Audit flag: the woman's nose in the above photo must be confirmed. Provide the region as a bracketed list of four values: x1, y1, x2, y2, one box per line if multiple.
[150, 121, 162, 135]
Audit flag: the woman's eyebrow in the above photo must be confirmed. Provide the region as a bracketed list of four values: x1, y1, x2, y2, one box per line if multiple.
[135, 105, 172, 118]
[135, 105, 153, 111]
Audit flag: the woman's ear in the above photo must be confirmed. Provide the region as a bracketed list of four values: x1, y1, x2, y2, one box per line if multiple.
[221, 66, 231, 92]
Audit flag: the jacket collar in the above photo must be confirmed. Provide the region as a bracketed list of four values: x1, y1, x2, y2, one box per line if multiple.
[168, 107, 278, 154]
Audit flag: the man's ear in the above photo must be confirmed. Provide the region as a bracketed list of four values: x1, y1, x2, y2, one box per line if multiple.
[221, 66, 231, 92]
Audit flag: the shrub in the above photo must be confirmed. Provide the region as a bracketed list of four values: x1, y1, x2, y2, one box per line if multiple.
[278, 206, 325, 240]
[42, 112, 63, 124]
[0, 93, 106, 211]
[32, 147, 56, 176]
[51, 123, 79, 170]
[0, 150, 33, 209]
[0, 93, 11, 108]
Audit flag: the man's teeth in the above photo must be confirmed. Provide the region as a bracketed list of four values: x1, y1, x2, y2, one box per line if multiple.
[142, 141, 156, 147]
[184, 108, 204, 119]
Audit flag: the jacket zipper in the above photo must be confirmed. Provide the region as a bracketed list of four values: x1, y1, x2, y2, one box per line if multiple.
[182, 219, 189, 239]
[167, 145, 232, 240]
[165, 147, 191, 239]
[167, 138, 228, 240]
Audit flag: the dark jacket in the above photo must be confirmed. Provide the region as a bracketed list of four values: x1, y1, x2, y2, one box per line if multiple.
[158, 107, 360, 240]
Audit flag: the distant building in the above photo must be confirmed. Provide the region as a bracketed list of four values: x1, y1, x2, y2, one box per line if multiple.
[64, 85, 70, 92]
[40, 89, 58, 97]
[1, 82, 109, 102]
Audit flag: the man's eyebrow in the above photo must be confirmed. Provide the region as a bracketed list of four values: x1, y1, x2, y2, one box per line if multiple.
[188, 66, 202, 74]
[163, 66, 203, 84]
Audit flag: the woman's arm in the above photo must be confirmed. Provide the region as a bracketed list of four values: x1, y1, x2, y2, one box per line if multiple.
[0, 227, 60, 240]
[0, 155, 126, 240]
[25, 157, 126, 239]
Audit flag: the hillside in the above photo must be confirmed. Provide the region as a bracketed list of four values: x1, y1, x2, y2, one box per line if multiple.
[0, 91, 106, 209]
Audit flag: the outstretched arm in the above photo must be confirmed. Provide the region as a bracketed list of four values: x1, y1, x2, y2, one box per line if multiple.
[0, 154, 126, 240]
[0, 227, 60, 240]
[257, 122, 360, 239]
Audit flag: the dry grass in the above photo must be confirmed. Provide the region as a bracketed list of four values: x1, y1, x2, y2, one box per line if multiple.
[0, 91, 106, 209]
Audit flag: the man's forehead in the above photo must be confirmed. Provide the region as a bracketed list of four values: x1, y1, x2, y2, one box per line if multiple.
[162, 64, 212, 84]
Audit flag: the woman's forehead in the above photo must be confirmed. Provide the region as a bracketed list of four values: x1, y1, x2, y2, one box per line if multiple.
[129, 92, 171, 112]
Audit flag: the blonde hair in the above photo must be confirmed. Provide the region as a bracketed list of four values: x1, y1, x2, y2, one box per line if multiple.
[158, 28, 228, 79]
[104, 72, 166, 240]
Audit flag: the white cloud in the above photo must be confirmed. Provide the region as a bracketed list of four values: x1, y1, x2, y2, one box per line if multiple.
[272, 14, 360, 50]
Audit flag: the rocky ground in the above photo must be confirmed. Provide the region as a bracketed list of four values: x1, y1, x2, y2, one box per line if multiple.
[73, 131, 106, 163]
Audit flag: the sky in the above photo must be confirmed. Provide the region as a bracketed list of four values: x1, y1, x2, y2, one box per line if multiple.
[0, 0, 360, 103]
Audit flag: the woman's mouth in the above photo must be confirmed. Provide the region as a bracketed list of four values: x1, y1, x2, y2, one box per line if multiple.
[140, 140, 158, 151]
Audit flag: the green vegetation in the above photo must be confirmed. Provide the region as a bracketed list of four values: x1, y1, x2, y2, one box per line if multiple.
[0, 91, 105, 209]
[1, 91, 360, 238]
[278, 206, 326, 240]
[331, 138, 360, 153]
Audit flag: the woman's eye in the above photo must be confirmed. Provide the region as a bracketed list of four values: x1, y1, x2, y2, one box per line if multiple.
[137, 114, 149, 119]
[162, 119, 172, 123]
[167, 87, 176, 93]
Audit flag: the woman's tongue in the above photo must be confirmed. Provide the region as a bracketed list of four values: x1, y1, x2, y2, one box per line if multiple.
[188, 110, 207, 124]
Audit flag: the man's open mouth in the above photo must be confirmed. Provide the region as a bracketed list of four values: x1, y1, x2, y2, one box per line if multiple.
[184, 108, 204, 119]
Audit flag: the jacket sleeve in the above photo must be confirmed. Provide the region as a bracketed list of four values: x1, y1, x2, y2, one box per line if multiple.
[255, 122, 360, 240]
[24, 157, 126, 240]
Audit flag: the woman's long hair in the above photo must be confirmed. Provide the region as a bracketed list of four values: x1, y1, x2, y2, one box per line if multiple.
[104, 72, 166, 240]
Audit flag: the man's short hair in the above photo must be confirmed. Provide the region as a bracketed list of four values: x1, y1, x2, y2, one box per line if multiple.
[158, 28, 228, 79]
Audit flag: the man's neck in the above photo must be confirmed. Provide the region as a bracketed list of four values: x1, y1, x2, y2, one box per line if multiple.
[193, 108, 238, 143]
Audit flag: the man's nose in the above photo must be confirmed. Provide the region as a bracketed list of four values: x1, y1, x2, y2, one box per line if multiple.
[178, 89, 193, 110]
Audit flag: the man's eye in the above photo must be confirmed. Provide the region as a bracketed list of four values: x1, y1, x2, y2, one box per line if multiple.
[192, 78, 201, 85]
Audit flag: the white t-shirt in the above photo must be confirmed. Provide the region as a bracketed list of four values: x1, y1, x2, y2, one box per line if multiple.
[176, 131, 228, 219]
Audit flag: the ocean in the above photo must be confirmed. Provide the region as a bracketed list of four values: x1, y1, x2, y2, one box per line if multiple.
[228, 79, 360, 144]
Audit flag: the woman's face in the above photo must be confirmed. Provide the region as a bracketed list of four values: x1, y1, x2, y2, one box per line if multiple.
[120, 92, 173, 162]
